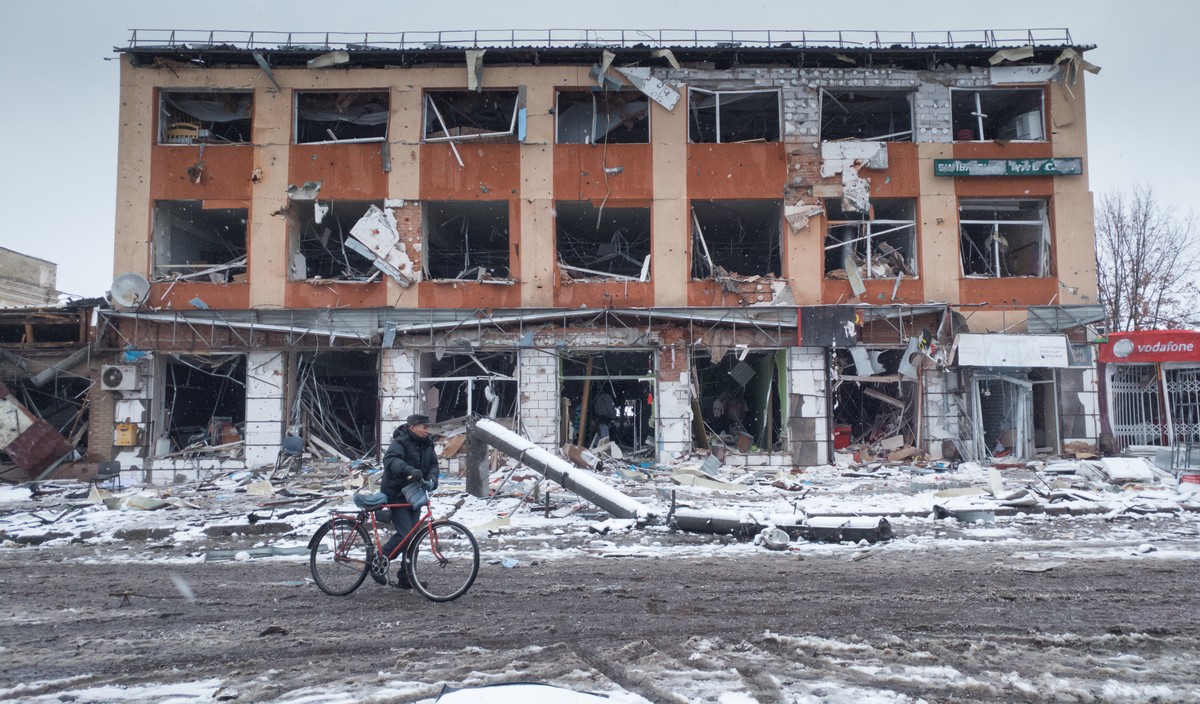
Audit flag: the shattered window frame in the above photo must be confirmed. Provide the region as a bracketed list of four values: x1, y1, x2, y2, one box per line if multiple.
[288, 199, 389, 282]
[151, 200, 249, 283]
[158, 89, 253, 145]
[560, 350, 656, 452]
[554, 201, 653, 281]
[819, 89, 914, 142]
[823, 198, 918, 280]
[555, 89, 650, 144]
[959, 198, 1052, 278]
[423, 90, 521, 143]
[694, 348, 788, 453]
[422, 201, 512, 283]
[690, 200, 783, 280]
[950, 87, 1046, 142]
[688, 88, 781, 144]
[419, 351, 518, 422]
[158, 353, 247, 457]
[293, 90, 390, 144]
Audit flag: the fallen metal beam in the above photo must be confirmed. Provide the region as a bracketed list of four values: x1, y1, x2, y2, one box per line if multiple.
[670, 508, 892, 543]
[468, 417, 651, 520]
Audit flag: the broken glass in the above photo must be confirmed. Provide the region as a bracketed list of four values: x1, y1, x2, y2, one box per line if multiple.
[821, 89, 913, 142]
[555, 201, 651, 280]
[151, 201, 248, 282]
[556, 91, 650, 144]
[295, 91, 389, 143]
[159, 91, 253, 144]
[959, 199, 1050, 277]
[691, 200, 782, 279]
[951, 88, 1045, 141]
[423, 201, 511, 281]
[824, 199, 917, 280]
[689, 89, 780, 143]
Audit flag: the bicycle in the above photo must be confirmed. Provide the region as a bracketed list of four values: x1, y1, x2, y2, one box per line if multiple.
[307, 492, 480, 602]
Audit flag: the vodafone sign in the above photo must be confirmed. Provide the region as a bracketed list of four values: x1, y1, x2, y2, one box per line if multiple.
[1098, 331, 1200, 364]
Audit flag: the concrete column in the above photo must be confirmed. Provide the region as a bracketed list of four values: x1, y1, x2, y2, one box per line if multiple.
[244, 351, 286, 467]
[517, 347, 560, 447]
[787, 347, 828, 465]
[380, 347, 419, 443]
[249, 87, 292, 308]
[652, 93, 688, 306]
[916, 142, 961, 304]
[520, 81, 556, 307]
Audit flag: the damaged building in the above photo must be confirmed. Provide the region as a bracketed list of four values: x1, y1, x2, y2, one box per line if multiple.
[91, 29, 1103, 482]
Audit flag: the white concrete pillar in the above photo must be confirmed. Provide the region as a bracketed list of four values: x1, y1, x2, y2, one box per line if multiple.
[787, 347, 829, 465]
[656, 369, 693, 463]
[517, 347, 560, 447]
[380, 347, 419, 443]
[244, 351, 286, 468]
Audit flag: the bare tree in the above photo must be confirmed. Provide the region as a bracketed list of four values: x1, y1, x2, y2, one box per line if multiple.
[1095, 185, 1198, 331]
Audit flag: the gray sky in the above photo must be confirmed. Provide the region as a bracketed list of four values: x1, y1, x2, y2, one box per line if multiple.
[0, 0, 1193, 299]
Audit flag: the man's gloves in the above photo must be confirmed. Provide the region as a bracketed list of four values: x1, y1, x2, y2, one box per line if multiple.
[425, 475, 439, 492]
[407, 470, 422, 483]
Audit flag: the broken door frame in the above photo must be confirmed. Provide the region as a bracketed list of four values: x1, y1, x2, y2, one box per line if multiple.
[968, 371, 1034, 459]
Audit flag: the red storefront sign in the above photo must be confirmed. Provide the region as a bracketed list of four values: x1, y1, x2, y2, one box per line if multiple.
[1097, 330, 1200, 364]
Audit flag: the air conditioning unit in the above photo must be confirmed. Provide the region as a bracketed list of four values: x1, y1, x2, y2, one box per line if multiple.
[100, 364, 142, 391]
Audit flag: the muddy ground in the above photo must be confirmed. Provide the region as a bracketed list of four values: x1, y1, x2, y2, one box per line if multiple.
[3, 531, 1200, 703]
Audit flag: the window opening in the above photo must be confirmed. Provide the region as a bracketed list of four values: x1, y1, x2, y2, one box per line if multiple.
[555, 201, 651, 281]
[295, 91, 389, 144]
[152, 201, 248, 283]
[160, 354, 246, 457]
[951, 88, 1045, 141]
[556, 90, 649, 144]
[971, 373, 1034, 459]
[159, 90, 252, 144]
[1107, 364, 1163, 449]
[291, 350, 379, 459]
[1165, 367, 1200, 448]
[419, 352, 516, 422]
[424, 90, 520, 143]
[423, 201, 511, 282]
[561, 351, 655, 455]
[959, 199, 1050, 277]
[820, 89, 913, 142]
[831, 348, 915, 448]
[695, 350, 786, 453]
[290, 200, 387, 281]
[689, 88, 780, 143]
[824, 198, 917, 281]
[691, 200, 782, 279]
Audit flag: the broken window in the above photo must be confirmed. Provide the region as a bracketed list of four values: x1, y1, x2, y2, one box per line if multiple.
[555, 201, 652, 280]
[695, 350, 785, 452]
[423, 201, 511, 281]
[824, 198, 917, 281]
[689, 88, 780, 143]
[971, 373, 1034, 459]
[951, 88, 1045, 141]
[419, 352, 516, 422]
[423, 90, 520, 142]
[561, 351, 655, 454]
[556, 90, 649, 144]
[160, 354, 246, 456]
[295, 91, 389, 144]
[820, 89, 913, 142]
[159, 90, 253, 144]
[832, 348, 914, 448]
[691, 200, 782, 279]
[289, 200, 390, 282]
[291, 351, 379, 459]
[152, 201, 248, 282]
[959, 199, 1051, 278]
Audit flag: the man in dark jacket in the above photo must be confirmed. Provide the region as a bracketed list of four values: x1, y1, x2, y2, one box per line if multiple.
[379, 413, 440, 588]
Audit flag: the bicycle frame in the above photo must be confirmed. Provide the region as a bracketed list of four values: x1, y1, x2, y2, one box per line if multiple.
[325, 500, 440, 565]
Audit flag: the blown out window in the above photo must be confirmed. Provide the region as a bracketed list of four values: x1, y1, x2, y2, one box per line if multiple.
[824, 199, 917, 280]
[691, 200, 782, 279]
[159, 90, 253, 144]
[556, 91, 649, 144]
[951, 88, 1045, 141]
[689, 89, 780, 143]
[294, 91, 389, 144]
[959, 199, 1051, 278]
[151, 201, 248, 282]
[555, 201, 651, 281]
[821, 89, 913, 142]
[424, 90, 520, 143]
[423, 201, 511, 281]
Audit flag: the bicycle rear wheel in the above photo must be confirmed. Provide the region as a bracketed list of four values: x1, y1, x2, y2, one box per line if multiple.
[309, 518, 373, 596]
[405, 520, 480, 602]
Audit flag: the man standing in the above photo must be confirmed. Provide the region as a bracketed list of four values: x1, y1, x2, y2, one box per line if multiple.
[380, 413, 440, 588]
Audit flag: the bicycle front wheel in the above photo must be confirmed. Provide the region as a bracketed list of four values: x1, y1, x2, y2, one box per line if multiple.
[309, 518, 373, 596]
[406, 520, 480, 602]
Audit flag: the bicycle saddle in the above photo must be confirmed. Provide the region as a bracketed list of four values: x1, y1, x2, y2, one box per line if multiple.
[353, 492, 388, 510]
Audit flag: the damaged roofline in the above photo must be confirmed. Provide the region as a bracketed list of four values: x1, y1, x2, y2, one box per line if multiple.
[103, 310, 369, 341]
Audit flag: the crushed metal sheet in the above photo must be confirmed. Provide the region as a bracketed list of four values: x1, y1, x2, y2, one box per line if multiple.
[615, 67, 680, 111]
[652, 48, 681, 70]
[988, 45, 1035, 65]
[307, 50, 349, 68]
[347, 205, 415, 287]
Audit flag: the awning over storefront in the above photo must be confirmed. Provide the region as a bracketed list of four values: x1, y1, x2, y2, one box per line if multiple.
[954, 333, 1071, 368]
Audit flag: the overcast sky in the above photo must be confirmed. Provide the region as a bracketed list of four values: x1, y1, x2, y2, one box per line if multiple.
[0, 0, 1193, 299]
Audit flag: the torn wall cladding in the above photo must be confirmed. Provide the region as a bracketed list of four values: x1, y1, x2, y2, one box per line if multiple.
[555, 201, 651, 281]
[152, 201, 248, 282]
[159, 90, 253, 144]
[561, 350, 655, 454]
[294, 90, 389, 143]
[424, 90, 520, 142]
[292, 350, 379, 459]
[959, 199, 1051, 278]
[820, 89, 913, 142]
[951, 88, 1045, 141]
[420, 351, 516, 422]
[824, 198, 917, 282]
[556, 90, 649, 144]
[691, 200, 782, 279]
[689, 89, 780, 143]
[695, 350, 785, 453]
[160, 354, 246, 457]
[423, 201, 510, 281]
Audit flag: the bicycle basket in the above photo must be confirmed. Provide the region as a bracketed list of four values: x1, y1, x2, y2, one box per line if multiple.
[374, 507, 392, 523]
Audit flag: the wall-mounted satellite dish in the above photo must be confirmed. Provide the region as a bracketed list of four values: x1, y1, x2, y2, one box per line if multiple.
[109, 272, 151, 310]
